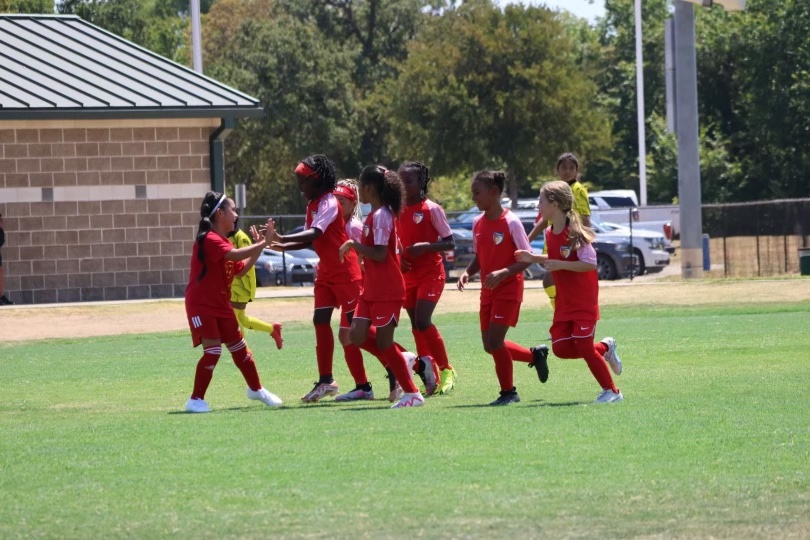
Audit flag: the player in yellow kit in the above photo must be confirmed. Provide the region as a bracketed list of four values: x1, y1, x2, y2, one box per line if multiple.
[229, 226, 283, 349]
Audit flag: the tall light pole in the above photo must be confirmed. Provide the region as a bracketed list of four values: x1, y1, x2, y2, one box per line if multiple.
[191, 0, 203, 73]
[674, 0, 745, 278]
[673, 1, 703, 277]
[634, 0, 648, 206]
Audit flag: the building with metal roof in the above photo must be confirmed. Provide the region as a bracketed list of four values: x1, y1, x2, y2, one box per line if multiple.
[0, 14, 264, 304]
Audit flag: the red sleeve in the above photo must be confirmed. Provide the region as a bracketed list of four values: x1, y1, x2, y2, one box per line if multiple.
[205, 232, 232, 263]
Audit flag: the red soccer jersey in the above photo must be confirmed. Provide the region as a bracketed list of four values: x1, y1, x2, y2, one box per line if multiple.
[544, 224, 600, 322]
[399, 199, 453, 283]
[472, 209, 532, 302]
[306, 193, 362, 283]
[185, 231, 244, 318]
[360, 207, 405, 302]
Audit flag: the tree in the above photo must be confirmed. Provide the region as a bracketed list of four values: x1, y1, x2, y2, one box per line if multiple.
[203, 0, 358, 214]
[288, 0, 429, 168]
[385, 0, 610, 203]
[0, 0, 53, 12]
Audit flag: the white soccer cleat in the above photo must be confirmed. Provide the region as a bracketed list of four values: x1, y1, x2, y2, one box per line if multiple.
[601, 337, 623, 375]
[247, 387, 283, 408]
[594, 389, 624, 404]
[391, 392, 425, 409]
[185, 398, 211, 413]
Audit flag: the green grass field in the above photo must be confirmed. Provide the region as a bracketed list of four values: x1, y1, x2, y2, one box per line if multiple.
[2, 303, 809, 539]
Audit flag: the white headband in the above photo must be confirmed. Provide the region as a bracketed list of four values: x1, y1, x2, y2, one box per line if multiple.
[208, 194, 227, 218]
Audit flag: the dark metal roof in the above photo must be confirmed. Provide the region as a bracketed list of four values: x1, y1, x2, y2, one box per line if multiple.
[0, 14, 263, 120]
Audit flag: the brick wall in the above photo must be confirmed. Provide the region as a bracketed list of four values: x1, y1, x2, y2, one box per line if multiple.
[0, 119, 219, 304]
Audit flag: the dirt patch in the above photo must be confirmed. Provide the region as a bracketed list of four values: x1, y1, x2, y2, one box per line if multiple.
[2, 276, 809, 343]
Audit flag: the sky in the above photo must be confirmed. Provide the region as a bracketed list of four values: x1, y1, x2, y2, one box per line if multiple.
[496, 0, 606, 23]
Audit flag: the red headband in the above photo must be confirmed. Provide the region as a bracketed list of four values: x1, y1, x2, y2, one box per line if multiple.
[333, 185, 357, 202]
[295, 162, 319, 179]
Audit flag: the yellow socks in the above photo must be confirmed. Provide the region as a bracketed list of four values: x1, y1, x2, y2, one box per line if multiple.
[544, 285, 556, 310]
[234, 308, 274, 333]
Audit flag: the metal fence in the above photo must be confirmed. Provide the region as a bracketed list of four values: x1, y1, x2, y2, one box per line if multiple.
[702, 199, 810, 277]
[242, 198, 810, 280]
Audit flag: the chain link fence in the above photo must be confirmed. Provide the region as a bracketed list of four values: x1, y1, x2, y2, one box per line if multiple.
[702, 199, 810, 277]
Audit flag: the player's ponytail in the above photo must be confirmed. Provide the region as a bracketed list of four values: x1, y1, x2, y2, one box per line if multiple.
[195, 191, 225, 281]
[359, 165, 404, 216]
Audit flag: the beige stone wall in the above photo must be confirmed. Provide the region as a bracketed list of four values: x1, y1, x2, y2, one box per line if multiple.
[0, 118, 220, 304]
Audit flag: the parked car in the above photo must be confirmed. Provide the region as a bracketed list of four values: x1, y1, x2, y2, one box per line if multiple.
[591, 221, 670, 275]
[530, 229, 637, 281]
[441, 228, 475, 277]
[449, 200, 538, 230]
[593, 240, 638, 280]
[255, 249, 316, 286]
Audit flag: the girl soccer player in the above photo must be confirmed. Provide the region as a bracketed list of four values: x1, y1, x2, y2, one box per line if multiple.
[398, 161, 457, 395]
[184, 192, 283, 413]
[332, 179, 419, 402]
[271, 155, 361, 403]
[457, 171, 549, 406]
[527, 153, 591, 312]
[515, 180, 623, 404]
[229, 225, 283, 349]
[339, 165, 424, 409]
[273, 158, 415, 403]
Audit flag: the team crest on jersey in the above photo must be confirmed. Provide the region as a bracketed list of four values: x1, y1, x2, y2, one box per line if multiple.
[363, 224, 371, 237]
[492, 232, 504, 245]
[311, 210, 317, 219]
[413, 212, 424, 224]
[560, 245, 572, 259]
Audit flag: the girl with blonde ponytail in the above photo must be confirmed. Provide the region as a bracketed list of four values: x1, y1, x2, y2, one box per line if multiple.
[515, 180, 625, 404]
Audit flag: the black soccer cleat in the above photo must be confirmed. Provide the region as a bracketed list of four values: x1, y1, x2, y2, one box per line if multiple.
[529, 345, 549, 383]
[489, 389, 521, 406]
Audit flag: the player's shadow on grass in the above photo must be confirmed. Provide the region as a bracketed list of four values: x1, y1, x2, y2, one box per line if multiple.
[448, 400, 588, 409]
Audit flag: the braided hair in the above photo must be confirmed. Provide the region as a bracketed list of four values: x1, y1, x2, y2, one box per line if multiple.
[472, 170, 507, 194]
[195, 191, 227, 281]
[398, 161, 431, 199]
[359, 165, 404, 216]
[336, 178, 363, 221]
[301, 154, 337, 194]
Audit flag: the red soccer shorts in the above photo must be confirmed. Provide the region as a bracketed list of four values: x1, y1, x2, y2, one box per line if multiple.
[187, 313, 242, 347]
[315, 279, 362, 328]
[550, 319, 597, 345]
[479, 298, 521, 331]
[403, 277, 445, 310]
[355, 298, 403, 327]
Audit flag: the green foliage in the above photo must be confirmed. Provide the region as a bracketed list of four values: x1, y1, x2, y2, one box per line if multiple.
[0, 0, 52, 12]
[11, 0, 806, 210]
[385, 1, 611, 202]
[1, 302, 809, 537]
[203, 0, 359, 215]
